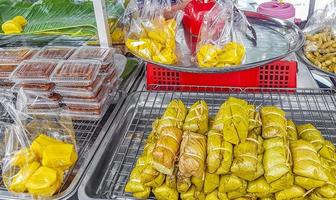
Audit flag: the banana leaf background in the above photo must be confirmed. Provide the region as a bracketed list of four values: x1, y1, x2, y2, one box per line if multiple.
[0, 0, 125, 37]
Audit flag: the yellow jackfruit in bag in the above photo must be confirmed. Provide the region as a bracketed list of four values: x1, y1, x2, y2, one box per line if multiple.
[30, 134, 63, 160]
[11, 148, 36, 167]
[8, 161, 40, 193]
[42, 143, 77, 170]
[26, 166, 62, 197]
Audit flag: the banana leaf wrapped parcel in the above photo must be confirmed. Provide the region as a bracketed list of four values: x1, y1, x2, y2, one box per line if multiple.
[177, 172, 191, 193]
[153, 184, 179, 200]
[297, 123, 325, 151]
[183, 101, 209, 134]
[319, 140, 336, 161]
[152, 127, 183, 175]
[275, 185, 305, 200]
[207, 130, 222, 173]
[204, 172, 219, 194]
[180, 185, 205, 200]
[231, 133, 263, 181]
[227, 179, 247, 199]
[248, 105, 262, 135]
[261, 106, 287, 138]
[290, 140, 329, 189]
[216, 141, 233, 175]
[247, 177, 271, 198]
[263, 137, 293, 191]
[213, 97, 249, 144]
[287, 120, 298, 140]
[157, 99, 187, 133]
[179, 132, 206, 178]
[219, 174, 244, 193]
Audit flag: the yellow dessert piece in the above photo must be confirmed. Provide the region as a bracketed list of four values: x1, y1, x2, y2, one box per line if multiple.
[42, 143, 77, 170]
[9, 162, 40, 193]
[1, 21, 22, 34]
[12, 16, 27, 26]
[26, 166, 62, 197]
[11, 148, 37, 167]
[31, 134, 63, 160]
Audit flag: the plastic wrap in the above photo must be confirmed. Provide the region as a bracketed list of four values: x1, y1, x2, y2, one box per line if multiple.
[303, 1, 336, 73]
[124, 0, 185, 65]
[0, 89, 77, 198]
[195, 1, 246, 67]
[34, 46, 75, 60]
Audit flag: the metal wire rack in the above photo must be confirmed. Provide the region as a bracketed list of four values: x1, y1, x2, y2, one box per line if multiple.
[79, 86, 336, 200]
[0, 91, 122, 199]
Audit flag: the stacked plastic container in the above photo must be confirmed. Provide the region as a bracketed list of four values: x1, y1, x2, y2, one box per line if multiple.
[6, 46, 123, 120]
[0, 48, 37, 89]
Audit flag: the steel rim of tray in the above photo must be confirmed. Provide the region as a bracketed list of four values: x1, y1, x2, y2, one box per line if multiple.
[133, 11, 304, 73]
[78, 86, 336, 199]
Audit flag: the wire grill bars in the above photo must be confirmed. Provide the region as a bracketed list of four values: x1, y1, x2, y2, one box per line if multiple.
[79, 87, 336, 199]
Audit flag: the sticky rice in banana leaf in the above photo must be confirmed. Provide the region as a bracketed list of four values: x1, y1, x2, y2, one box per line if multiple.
[319, 140, 336, 161]
[287, 120, 298, 140]
[125, 160, 150, 198]
[275, 185, 305, 200]
[213, 97, 249, 144]
[269, 172, 294, 192]
[152, 127, 183, 175]
[205, 190, 220, 200]
[204, 173, 219, 194]
[219, 174, 243, 193]
[316, 184, 336, 198]
[247, 177, 271, 198]
[257, 135, 264, 154]
[263, 137, 291, 184]
[180, 187, 205, 200]
[179, 132, 206, 178]
[290, 140, 329, 183]
[248, 105, 262, 135]
[156, 99, 187, 132]
[231, 133, 260, 181]
[216, 141, 233, 175]
[227, 179, 247, 199]
[207, 130, 222, 173]
[192, 174, 204, 191]
[260, 106, 287, 138]
[294, 176, 325, 190]
[177, 172, 191, 193]
[310, 192, 331, 200]
[153, 184, 179, 200]
[183, 100, 209, 134]
[144, 172, 165, 187]
[320, 157, 336, 184]
[166, 168, 177, 189]
[297, 124, 325, 151]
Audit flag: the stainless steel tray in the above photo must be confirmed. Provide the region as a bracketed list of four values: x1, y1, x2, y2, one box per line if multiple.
[78, 86, 336, 199]
[136, 11, 304, 73]
[0, 57, 144, 200]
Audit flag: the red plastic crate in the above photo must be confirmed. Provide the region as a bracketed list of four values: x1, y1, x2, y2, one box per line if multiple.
[146, 61, 297, 91]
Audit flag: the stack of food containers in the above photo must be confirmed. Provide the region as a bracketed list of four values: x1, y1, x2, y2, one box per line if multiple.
[7, 46, 121, 120]
[0, 48, 37, 89]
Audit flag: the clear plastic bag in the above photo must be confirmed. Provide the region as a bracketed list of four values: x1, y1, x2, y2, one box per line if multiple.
[0, 89, 78, 198]
[303, 1, 336, 72]
[124, 0, 185, 65]
[195, 0, 246, 68]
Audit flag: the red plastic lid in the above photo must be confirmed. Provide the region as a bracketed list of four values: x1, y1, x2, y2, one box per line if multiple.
[257, 2, 295, 20]
[183, 0, 215, 35]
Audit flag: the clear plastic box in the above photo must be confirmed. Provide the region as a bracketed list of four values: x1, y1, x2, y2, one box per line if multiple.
[54, 75, 105, 98]
[0, 48, 37, 64]
[50, 60, 101, 86]
[0, 64, 17, 79]
[12, 82, 55, 95]
[0, 81, 15, 89]
[61, 86, 108, 106]
[10, 60, 59, 82]
[34, 46, 75, 60]
[70, 46, 114, 71]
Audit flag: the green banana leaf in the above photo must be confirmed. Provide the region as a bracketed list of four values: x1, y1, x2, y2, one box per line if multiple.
[0, 0, 125, 37]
